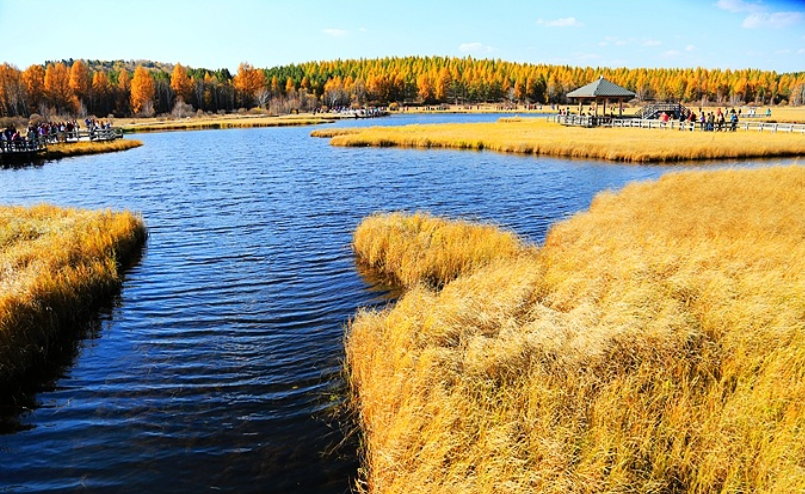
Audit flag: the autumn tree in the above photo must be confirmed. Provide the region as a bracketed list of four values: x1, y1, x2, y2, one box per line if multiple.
[233, 63, 267, 108]
[116, 69, 131, 115]
[0, 64, 27, 117]
[22, 64, 46, 114]
[91, 71, 111, 116]
[45, 62, 77, 114]
[131, 65, 155, 116]
[69, 60, 90, 111]
[170, 63, 193, 103]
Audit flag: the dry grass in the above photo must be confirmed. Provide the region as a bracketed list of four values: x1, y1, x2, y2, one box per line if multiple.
[347, 165, 805, 493]
[324, 119, 805, 163]
[0, 205, 146, 384]
[310, 128, 362, 138]
[120, 114, 335, 133]
[47, 139, 143, 159]
[354, 212, 523, 288]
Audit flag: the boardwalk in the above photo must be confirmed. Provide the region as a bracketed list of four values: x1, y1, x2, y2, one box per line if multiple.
[1, 128, 124, 161]
[555, 115, 805, 133]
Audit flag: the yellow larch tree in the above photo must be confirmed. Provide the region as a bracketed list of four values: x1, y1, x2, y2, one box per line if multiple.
[69, 60, 90, 105]
[130, 65, 155, 116]
[170, 63, 193, 103]
[45, 62, 77, 114]
[22, 64, 46, 114]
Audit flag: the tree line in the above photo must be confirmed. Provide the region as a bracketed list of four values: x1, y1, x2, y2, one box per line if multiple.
[1, 56, 804, 119]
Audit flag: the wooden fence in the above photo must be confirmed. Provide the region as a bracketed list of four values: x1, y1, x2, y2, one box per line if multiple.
[554, 115, 805, 133]
[1, 127, 123, 156]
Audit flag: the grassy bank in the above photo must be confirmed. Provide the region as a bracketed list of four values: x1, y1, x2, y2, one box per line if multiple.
[0, 205, 146, 385]
[47, 139, 143, 159]
[119, 114, 335, 133]
[347, 165, 805, 493]
[316, 119, 805, 163]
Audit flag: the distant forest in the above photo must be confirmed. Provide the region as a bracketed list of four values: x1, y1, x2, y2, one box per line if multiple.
[1, 56, 804, 118]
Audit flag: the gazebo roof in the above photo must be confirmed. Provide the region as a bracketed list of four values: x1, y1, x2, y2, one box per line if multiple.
[566, 76, 636, 99]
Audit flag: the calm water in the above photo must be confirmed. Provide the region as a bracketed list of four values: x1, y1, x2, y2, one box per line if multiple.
[0, 114, 788, 492]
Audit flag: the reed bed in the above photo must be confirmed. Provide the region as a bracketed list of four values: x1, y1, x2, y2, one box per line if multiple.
[0, 205, 146, 384]
[122, 117, 334, 133]
[47, 139, 143, 159]
[347, 165, 805, 493]
[325, 120, 805, 163]
[310, 128, 363, 138]
[353, 212, 522, 288]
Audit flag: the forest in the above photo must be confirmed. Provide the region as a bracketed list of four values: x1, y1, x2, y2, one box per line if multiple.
[1, 56, 804, 119]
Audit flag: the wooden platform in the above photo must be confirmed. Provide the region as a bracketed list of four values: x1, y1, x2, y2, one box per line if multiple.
[555, 115, 805, 133]
[1, 128, 124, 164]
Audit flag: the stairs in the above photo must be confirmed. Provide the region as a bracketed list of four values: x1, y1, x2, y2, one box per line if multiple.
[635, 103, 689, 119]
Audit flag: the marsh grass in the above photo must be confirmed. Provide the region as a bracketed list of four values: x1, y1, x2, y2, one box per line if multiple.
[347, 165, 805, 493]
[47, 139, 143, 159]
[310, 128, 363, 138]
[122, 116, 335, 133]
[354, 212, 522, 288]
[0, 205, 146, 384]
[323, 120, 805, 163]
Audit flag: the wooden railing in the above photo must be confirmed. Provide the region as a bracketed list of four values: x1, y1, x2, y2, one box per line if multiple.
[554, 115, 805, 133]
[0, 136, 48, 154]
[555, 115, 614, 128]
[634, 103, 688, 119]
[1, 127, 124, 156]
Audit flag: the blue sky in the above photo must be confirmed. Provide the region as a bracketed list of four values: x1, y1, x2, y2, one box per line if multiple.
[1, 0, 803, 73]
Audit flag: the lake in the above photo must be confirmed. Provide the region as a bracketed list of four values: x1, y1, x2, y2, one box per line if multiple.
[0, 114, 787, 492]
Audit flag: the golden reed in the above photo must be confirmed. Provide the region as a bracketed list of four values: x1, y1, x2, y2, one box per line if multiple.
[347, 165, 805, 493]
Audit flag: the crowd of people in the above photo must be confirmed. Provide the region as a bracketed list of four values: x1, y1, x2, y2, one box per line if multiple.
[659, 107, 740, 132]
[1, 118, 115, 152]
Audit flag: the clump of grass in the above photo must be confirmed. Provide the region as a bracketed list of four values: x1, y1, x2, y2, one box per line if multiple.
[47, 139, 143, 159]
[353, 212, 522, 288]
[310, 128, 363, 138]
[0, 205, 146, 384]
[324, 120, 805, 163]
[347, 165, 805, 493]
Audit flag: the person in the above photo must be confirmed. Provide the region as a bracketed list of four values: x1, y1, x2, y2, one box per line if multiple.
[730, 112, 738, 131]
[766, 108, 771, 117]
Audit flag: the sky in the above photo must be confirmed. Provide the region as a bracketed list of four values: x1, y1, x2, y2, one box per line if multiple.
[0, 0, 803, 73]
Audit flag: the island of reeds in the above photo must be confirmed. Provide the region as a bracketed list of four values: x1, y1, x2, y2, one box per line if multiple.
[46, 139, 143, 159]
[347, 165, 805, 493]
[313, 120, 805, 163]
[0, 205, 146, 385]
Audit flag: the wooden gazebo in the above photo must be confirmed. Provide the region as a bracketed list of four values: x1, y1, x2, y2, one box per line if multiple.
[566, 76, 636, 117]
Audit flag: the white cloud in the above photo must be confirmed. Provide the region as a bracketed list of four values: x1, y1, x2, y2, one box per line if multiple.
[322, 28, 348, 37]
[359, 27, 368, 32]
[685, 45, 696, 52]
[642, 38, 662, 47]
[458, 42, 494, 54]
[537, 17, 584, 27]
[715, 0, 763, 13]
[798, 48, 805, 54]
[776, 48, 792, 54]
[742, 11, 804, 28]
